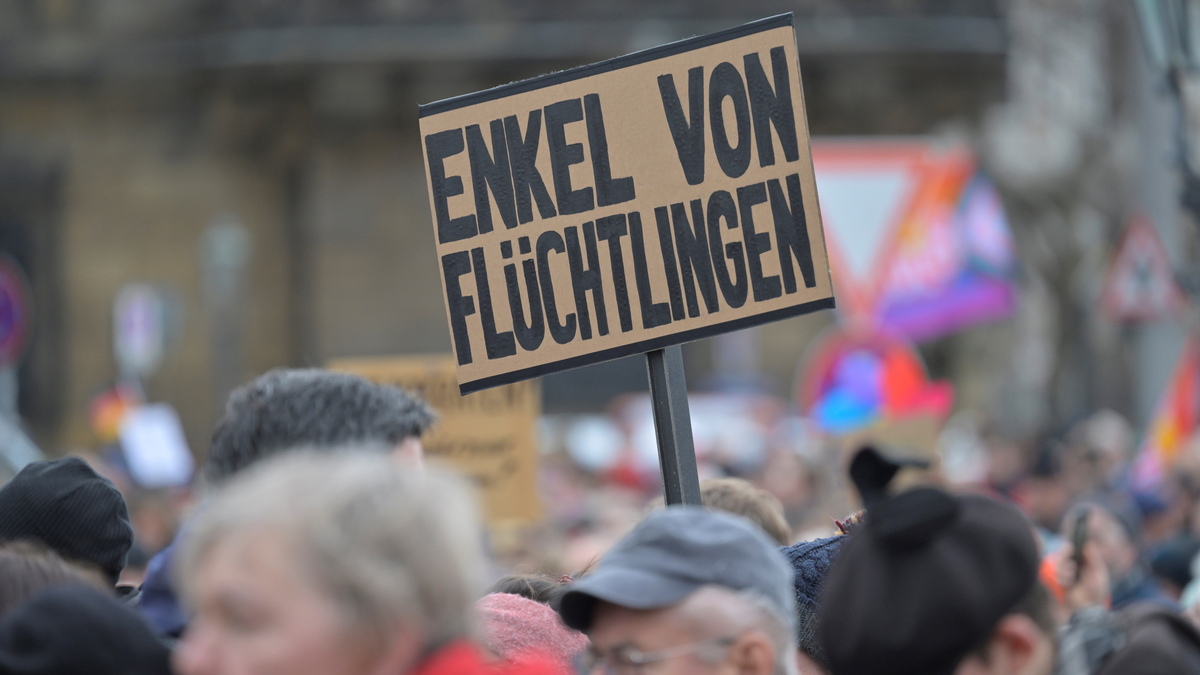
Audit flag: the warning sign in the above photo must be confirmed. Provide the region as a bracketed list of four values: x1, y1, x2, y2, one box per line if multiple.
[419, 14, 834, 393]
[331, 354, 542, 524]
[1100, 215, 1185, 322]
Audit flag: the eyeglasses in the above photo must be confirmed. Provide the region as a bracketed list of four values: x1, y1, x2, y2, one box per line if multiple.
[576, 636, 738, 674]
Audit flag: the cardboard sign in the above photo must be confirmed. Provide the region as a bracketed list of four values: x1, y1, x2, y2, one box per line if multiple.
[419, 14, 834, 393]
[330, 355, 541, 523]
[118, 403, 194, 488]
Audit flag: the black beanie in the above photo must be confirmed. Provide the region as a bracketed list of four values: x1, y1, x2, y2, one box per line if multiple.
[817, 447, 1040, 675]
[0, 458, 133, 584]
[0, 585, 171, 675]
[818, 489, 1040, 675]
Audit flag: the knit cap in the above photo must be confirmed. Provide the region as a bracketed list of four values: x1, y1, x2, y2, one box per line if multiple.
[780, 535, 846, 667]
[477, 593, 588, 671]
[818, 490, 1039, 675]
[817, 446, 1040, 675]
[0, 458, 133, 584]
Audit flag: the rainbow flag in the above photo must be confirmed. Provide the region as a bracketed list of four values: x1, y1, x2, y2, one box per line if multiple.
[87, 383, 142, 444]
[1133, 334, 1200, 491]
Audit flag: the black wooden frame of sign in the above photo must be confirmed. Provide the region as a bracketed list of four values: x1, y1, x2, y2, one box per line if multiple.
[420, 12, 825, 505]
[646, 345, 701, 505]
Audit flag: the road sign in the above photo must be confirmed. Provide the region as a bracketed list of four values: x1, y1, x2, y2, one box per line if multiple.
[1100, 214, 1186, 322]
[811, 142, 926, 318]
[114, 284, 167, 378]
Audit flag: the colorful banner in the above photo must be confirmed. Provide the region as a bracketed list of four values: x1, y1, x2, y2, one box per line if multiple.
[1133, 334, 1200, 491]
[797, 327, 953, 434]
[813, 141, 1017, 342]
[876, 171, 1017, 341]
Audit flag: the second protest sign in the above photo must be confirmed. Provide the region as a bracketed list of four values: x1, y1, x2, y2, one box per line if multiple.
[420, 14, 834, 394]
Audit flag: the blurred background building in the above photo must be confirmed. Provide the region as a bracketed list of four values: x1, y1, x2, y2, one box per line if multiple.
[0, 0, 1193, 495]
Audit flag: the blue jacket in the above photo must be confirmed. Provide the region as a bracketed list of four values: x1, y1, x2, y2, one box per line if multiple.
[137, 536, 187, 638]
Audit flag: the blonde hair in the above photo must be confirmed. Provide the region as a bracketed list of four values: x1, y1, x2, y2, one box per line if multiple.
[0, 541, 107, 618]
[700, 478, 791, 546]
[177, 449, 483, 645]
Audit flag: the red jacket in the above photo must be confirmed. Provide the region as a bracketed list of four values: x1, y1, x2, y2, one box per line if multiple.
[409, 641, 568, 675]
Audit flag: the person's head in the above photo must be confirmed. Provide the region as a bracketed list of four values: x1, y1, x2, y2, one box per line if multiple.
[1063, 499, 1140, 584]
[700, 478, 791, 546]
[780, 534, 847, 674]
[559, 506, 797, 675]
[0, 542, 107, 618]
[490, 574, 567, 609]
[204, 369, 436, 485]
[175, 451, 482, 675]
[0, 585, 172, 675]
[1150, 537, 1200, 600]
[1093, 604, 1200, 674]
[0, 457, 133, 586]
[1063, 410, 1132, 495]
[476, 593, 589, 671]
[818, 488, 1055, 675]
[1024, 437, 1070, 533]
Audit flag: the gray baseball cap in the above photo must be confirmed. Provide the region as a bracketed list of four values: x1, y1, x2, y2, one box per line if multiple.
[558, 505, 795, 632]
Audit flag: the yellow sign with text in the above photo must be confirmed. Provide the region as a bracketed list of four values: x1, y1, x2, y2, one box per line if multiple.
[331, 355, 541, 524]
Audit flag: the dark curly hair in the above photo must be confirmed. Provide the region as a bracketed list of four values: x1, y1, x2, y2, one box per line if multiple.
[205, 368, 435, 484]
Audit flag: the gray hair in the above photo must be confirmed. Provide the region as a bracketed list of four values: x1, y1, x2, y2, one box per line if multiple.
[205, 368, 437, 485]
[177, 450, 482, 646]
[735, 588, 799, 675]
[683, 586, 799, 675]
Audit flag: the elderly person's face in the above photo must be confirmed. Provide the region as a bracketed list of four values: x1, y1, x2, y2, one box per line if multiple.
[582, 588, 778, 675]
[174, 531, 407, 675]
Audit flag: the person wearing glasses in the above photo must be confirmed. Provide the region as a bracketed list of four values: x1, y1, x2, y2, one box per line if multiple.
[558, 506, 798, 675]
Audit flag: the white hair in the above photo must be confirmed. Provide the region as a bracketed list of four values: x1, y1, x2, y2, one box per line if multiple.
[682, 586, 799, 675]
[734, 588, 799, 675]
[177, 449, 483, 646]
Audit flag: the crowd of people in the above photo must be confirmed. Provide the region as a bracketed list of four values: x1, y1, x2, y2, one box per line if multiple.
[0, 367, 1198, 674]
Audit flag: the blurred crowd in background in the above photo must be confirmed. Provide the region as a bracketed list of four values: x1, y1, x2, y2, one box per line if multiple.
[60, 392, 1200, 612]
[0, 0, 1197, 673]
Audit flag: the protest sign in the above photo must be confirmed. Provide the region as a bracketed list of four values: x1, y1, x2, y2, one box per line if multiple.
[331, 355, 541, 523]
[420, 14, 833, 394]
[119, 403, 194, 488]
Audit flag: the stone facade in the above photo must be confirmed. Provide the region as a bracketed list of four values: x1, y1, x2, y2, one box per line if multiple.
[0, 1, 1006, 456]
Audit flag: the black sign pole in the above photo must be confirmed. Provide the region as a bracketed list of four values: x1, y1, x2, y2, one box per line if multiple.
[645, 345, 702, 505]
